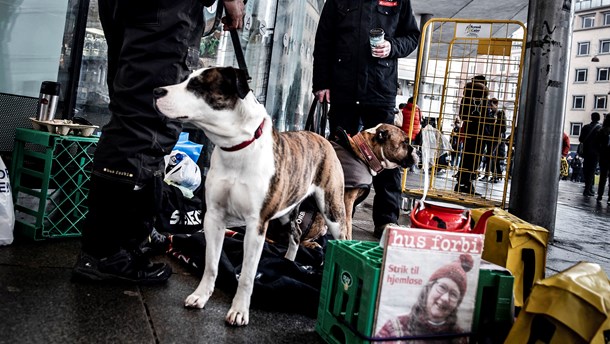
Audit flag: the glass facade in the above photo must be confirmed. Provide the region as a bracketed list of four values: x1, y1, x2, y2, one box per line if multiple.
[0, 0, 70, 96]
[1, 0, 323, 131]
[0, 0, 331, 153]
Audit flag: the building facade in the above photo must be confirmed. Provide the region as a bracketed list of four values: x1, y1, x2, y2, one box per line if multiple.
[567, 0, 610, 149]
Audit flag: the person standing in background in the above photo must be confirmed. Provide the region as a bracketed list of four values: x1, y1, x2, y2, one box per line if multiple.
[450, 115, 463, 170]
[595, 114, 610, 204]
[579, 112, 602, 197]
[571, 154, 584, 182]
[312, 0, 420, 239]
[401, 96, 422, 142]
[562, 132, 571, 158]
[73, 0, 245, 284]
[489, 98, 507, 183]
[560, 132, 571, 181]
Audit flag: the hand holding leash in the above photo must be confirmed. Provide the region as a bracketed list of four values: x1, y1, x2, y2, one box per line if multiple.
[222, 0, 245, 31]
[315, 89, 331, 103]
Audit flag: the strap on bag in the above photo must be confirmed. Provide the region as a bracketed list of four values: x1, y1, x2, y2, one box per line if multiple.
[305, 99, 329, 137]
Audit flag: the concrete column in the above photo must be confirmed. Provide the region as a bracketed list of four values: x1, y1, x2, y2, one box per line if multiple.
[416, 13, 433, 108]
[508, 0, 573, 241]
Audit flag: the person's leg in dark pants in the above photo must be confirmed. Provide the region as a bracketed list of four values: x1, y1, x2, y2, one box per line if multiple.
[597, 163, 609, 201]
[372, 168, 401, 226]
[360, 106, 402, 237]
[74, 0, 205, 283]
[582, 155, 598, 196]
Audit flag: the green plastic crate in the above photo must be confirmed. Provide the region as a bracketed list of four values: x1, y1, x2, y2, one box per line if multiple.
[472, 260, 515, 343]
[316, 240, 383, 344]
[10, 128, 98, 240]
[316, 240, 515, 344]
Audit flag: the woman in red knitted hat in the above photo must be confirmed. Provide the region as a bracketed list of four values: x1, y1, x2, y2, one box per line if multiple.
[376, 254, 474, 343]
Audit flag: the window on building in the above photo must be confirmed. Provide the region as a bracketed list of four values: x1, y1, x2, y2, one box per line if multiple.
[576, 68, 588, 82]
[597, 67, 609, 81]
[570, 123, 583, 136]
[605, 12, 610, 25]
[578, 42, 590, 56]
[573, 95, 585, 109]
[594, 95, 607, 109]
[583, 15, 595, 28]
[601, 39, 610, 54]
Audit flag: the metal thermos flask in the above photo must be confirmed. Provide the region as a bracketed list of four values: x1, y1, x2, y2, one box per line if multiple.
[36, 81, 61, 121]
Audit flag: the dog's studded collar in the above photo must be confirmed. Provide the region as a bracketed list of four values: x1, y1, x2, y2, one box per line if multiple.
[352, 132, 384, 174]
[220, 119, 265, 152]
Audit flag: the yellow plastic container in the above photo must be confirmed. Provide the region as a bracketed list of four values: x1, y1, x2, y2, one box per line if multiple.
[504, 262, 610, 344]
[471, 207, 549, 307]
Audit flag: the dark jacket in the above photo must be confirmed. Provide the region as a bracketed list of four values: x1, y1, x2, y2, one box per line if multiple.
[579, 121, 601, 157]
[596, 126, 610, 167]
[312, 0, 420, 106]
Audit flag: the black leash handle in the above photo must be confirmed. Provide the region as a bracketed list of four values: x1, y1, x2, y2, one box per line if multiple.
[305, 99, 329, 137]
[220, 0, 251, 81]
[229, 29, 251, 81]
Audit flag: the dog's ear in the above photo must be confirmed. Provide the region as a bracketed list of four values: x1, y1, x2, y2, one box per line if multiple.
[375, 127, 389, 143]
[229, 67, 250, 99]
[217, 67, 250, 100]
[233, 68, 250, 99]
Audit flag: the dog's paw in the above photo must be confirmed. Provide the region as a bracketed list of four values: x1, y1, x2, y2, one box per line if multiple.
[225, 307, 249, 326]
[301, 241, 322, 250]
[184, 293, 208, 309]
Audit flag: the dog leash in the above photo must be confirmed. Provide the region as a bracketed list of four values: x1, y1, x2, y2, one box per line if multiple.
[351, 132, 384, 174]
[220, 0, 251, 81]
[305, 99, 329, 137]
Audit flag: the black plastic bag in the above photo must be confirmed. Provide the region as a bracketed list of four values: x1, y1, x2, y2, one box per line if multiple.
[155, 183, 204, 234]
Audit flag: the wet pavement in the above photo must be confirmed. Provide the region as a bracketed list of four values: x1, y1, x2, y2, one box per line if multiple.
[0, 177, 608, 343]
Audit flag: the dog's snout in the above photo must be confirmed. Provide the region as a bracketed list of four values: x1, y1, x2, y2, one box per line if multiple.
[153, 87, 168, 99]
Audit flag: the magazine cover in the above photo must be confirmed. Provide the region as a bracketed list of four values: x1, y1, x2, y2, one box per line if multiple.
[373, 226, 484, 343]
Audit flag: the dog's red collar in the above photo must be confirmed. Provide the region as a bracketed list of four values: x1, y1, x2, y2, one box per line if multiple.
[220, 119, 265, 152]
[352, 132, 384, 173]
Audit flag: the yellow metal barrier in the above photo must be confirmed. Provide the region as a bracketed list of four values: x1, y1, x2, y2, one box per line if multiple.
[403, 19, 526, 208]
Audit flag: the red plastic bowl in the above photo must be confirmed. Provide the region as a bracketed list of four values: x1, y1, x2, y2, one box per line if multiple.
[410, 200, 472, 232]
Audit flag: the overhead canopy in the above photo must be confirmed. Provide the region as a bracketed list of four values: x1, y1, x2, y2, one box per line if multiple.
[410, 0, 528, 58]
[411, 0, 528, 23]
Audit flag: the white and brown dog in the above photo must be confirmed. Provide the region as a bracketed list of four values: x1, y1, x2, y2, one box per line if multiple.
[154, 67, 347, 326]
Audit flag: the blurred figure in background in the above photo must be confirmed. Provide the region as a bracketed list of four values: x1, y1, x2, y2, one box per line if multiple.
[579, 112, 602, 197]
[595, 114, 610, 204]
[401, 97, 421, 143]
[560, 132, 570, 181]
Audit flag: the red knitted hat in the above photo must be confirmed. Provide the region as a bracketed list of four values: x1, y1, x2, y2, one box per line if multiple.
[428, 254, 474, 298]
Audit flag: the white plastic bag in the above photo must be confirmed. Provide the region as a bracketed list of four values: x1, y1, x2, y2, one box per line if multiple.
[419, 125, 453, 201]
[0, 157, 15, 246]
[163, 150, 202, 199]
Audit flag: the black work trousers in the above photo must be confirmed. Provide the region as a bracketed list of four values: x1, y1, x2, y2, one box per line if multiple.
[82, 0, 205, 257]
[328, 103, 401, 227]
